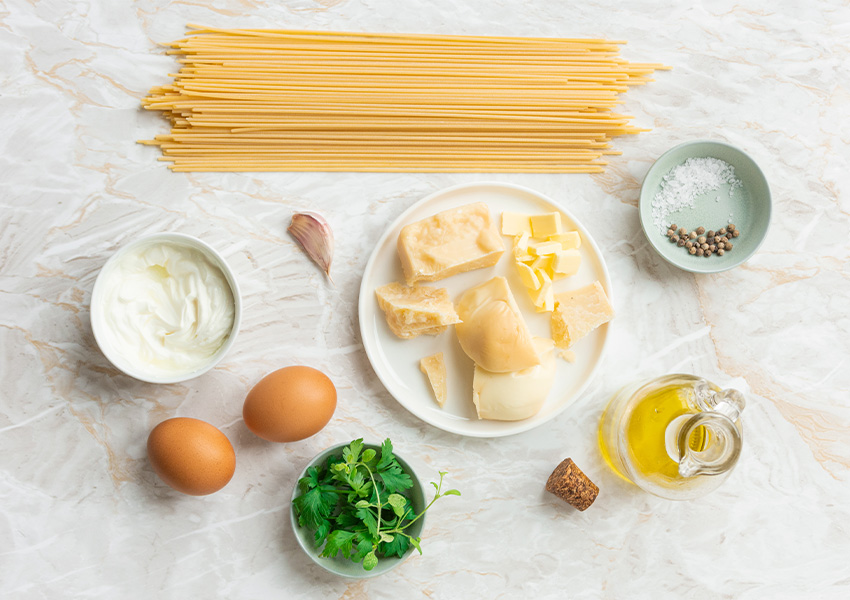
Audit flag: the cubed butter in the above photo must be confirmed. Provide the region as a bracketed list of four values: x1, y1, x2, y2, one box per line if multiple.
[420, 352, 447, 407]
[547, 231, 581, 250]
[501, 212, 532, 236]
[397, 202, 504, 285]
[375, 282, 461, 339]
[530, 212, 563, 238]
[551, 281, 615, 348]
[531, 254, 554, 274]
[553, 249, 581, 276]
[513, 231, 530, 252]
[528, 272, 552, 309]
[515, 261, 542, 290]
[529, 241, 562, 256]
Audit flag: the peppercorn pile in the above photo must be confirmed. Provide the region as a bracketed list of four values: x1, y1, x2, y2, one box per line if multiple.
[666, 223, 740, 258]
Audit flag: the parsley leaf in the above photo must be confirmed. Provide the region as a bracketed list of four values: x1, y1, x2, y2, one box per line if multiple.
[379, 533, 410, 558]
[376, 438, 395, 471]
[379, 465, 413, 494]
[320, 530, 357, 559]
[292, 438, 459, 572]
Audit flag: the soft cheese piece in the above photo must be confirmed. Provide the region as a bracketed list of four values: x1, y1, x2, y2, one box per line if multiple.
[375, 282, 461, 339]
[551, 281, 615, 348]
[455, 276, 540, 372]
[472, 337, 556, 421]
[419, 352, 447, 407]
[397, 202, 504, 285]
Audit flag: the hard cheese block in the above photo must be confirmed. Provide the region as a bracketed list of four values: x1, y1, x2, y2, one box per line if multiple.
[419, 352, 447, 407]
[550, 281, 614, 348]
[397, 202, 504, 285]
[455, 276, 540, 373]
[375, 282, 461, 339]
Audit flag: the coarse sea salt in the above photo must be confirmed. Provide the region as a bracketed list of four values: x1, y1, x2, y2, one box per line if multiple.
[651, 157, 742, 234]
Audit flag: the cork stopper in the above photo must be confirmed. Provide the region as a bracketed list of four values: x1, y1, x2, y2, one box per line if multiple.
[545, 458, 599, 511]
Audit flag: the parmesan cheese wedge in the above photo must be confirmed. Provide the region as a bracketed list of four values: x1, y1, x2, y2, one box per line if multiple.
[419, 352, 447, 407]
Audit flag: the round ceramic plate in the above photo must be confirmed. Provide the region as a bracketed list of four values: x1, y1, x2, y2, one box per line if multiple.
[639, 140, 771, 274]
[358, 182, 612, 438]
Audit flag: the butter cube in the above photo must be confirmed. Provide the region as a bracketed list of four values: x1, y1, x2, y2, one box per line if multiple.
[531, 254, 554, 274]
[528, 241, 562, 256]
[547, 231, 581, 250]
[551, 281, 615, 348]
[501, 212, 532, 236]
[398, 202, 504, 285]
[553, 249, 581, 277]
[530, 212, 563, 238]
[514, 250, 535, 263]
[529, 275, 554, 312]
[513, 231, 530, 252]
[515, 261, 542, 290]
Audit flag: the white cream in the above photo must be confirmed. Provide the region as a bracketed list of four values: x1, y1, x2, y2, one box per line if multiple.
[97, 240, 235, 378]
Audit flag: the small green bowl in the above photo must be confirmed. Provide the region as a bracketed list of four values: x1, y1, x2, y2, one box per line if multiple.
[639, 140, 771, 274]
[290, 442, 426, 578]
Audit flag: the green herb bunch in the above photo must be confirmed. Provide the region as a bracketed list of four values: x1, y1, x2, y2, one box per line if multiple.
[293, 438, 460, 571]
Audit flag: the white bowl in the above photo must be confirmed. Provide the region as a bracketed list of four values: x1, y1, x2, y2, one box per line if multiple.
[90, 233, 242, 384]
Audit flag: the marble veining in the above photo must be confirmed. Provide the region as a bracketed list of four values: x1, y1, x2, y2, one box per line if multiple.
[1, 0, 849, 598]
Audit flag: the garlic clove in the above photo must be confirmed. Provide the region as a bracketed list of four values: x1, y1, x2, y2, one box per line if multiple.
[288, 211, 334, 282]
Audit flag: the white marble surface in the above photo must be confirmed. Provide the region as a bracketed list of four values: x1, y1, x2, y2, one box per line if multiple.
[2, 0, 849, 598]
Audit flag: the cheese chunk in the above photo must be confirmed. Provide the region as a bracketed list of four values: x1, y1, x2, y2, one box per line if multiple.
[501, 212, 532, 236]
[472, 338, 556, 421]
[375, 283, 461, 339]
[455, 276, 540, 373]
[547, 231, 581, 250]
[398, 202, 504, 285]
[530, 212, 563, 238]
[551, 281, 615, 348]
[420, 352, 447, 407]
[553, 249, 581, 276]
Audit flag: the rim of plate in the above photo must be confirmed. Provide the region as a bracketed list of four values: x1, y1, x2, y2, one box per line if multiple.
[357, 181, 612, 438]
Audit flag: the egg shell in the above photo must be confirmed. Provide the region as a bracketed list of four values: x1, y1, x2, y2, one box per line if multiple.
[243, 366, 337, 443]
[147, 417, 236, 496]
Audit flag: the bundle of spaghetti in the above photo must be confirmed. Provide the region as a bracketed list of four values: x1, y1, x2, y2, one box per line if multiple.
[141, 25, 668, 173]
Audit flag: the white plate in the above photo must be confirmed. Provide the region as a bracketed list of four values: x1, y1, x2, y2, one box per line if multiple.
[358, 182, 612, 438]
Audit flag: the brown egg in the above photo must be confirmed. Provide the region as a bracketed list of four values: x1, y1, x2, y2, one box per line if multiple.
[243, 366, 337, 442]
[147, 417, 236, 496]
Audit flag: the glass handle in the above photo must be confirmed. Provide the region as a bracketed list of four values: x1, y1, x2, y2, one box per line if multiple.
[676, 412, 743, 478]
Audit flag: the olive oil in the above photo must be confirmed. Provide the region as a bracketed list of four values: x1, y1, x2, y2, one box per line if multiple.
[598, 374, 745, 500]
[599, 381, 707, 484]
[625, 386, 706, 480]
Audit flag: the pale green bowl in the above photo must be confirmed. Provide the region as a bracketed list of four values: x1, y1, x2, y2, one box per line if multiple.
[639, 140, 771, 274]
[290, 442, 426, 578]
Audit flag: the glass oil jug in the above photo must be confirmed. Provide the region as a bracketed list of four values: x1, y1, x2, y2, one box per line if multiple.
[598, 374, 745, 500]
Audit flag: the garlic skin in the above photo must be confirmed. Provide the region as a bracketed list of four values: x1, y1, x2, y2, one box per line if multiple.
[288, 211, 334, 282]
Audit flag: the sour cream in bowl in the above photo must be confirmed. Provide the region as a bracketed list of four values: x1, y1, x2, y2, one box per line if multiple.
[91, 233, 241, 384]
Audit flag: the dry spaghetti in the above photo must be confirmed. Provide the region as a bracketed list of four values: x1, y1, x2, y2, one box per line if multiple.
[141, 25, 668, 173]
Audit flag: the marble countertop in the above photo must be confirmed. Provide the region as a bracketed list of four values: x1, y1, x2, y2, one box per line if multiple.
[2, 0, 849, 598]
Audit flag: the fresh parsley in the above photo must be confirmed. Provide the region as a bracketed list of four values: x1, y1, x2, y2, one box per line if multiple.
[292, 438, 460, 571]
